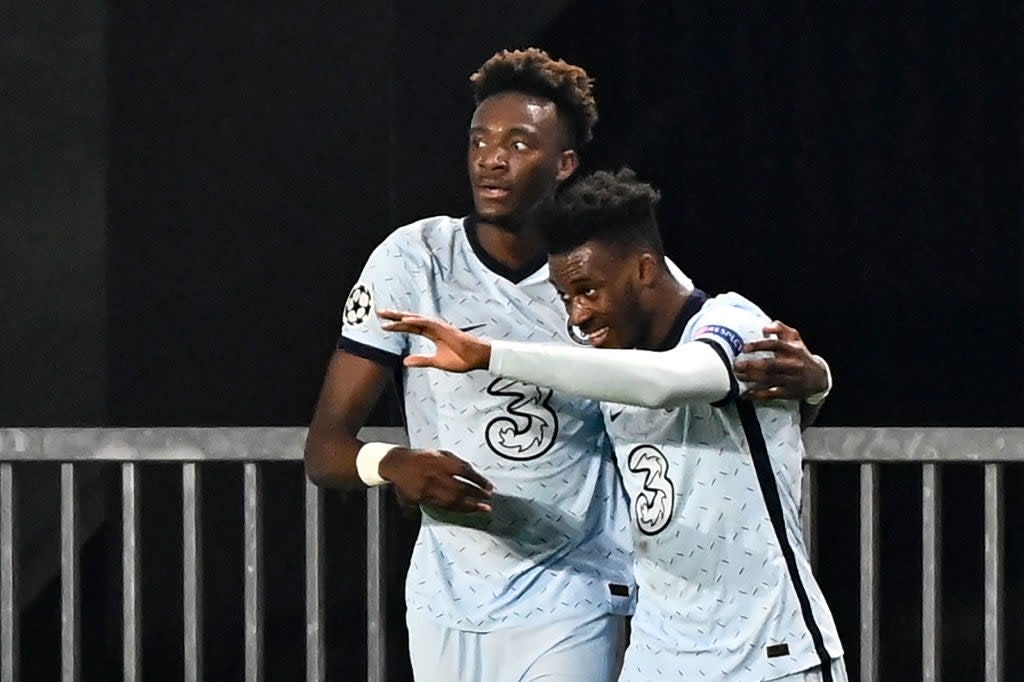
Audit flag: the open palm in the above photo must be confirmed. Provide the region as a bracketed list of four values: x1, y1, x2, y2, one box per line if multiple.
[378, 310, 491, 372]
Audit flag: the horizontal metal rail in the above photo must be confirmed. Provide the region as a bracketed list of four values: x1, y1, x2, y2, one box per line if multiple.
[0, 427, 1020, 462]
[0, 427, 403, 462]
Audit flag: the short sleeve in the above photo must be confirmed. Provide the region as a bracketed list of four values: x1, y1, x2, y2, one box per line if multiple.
[337, 237, 416, 366]
[690, 301, 770, 402]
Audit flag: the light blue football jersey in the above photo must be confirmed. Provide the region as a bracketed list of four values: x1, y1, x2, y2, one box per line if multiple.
[339, 215, 635, 631]
[604, 291, 843, 681]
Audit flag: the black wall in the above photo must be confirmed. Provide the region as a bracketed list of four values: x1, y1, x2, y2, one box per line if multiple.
[4, 2, 1018, 429]
[543, 1, 1024, 427]
[1, 2, 107, 426]
[107, 2, 398, 427]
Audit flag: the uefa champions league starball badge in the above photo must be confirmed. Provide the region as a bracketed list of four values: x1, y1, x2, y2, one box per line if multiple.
[343, 284, 373, 326]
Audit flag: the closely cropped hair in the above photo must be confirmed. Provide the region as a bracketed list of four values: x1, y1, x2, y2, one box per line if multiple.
[471, 48, 597, 148]
[538, 168, 665, 256]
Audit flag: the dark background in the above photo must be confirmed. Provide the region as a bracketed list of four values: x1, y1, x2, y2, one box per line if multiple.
[2, 1, 1022, 680]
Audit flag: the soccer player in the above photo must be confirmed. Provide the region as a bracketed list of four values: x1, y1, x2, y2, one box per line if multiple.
[305, 49, 833, 682]
[379, 168, 847, 682]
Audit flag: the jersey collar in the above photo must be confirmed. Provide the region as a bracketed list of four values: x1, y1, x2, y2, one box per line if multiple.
[463, 215, 548, 285]
[655, 288, 708, 351]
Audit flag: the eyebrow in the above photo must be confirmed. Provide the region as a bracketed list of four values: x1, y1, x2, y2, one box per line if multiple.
[550, 276, 595, 289]
[469, 125, 540, 137]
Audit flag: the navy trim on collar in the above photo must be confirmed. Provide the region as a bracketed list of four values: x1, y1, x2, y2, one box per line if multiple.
[463, 215, 547, 284]
[654, 288, 708, 351]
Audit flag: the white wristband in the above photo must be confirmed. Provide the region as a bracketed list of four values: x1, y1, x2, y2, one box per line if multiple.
[805, 355, 833, 406]
[356, 442, 397, 487]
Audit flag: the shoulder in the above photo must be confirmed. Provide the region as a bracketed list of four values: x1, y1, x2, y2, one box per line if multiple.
[685, 292, 770, 352]
[382, 215, 462, 250]
[367, 215, 464, 268]
[695, 292, 770, 328]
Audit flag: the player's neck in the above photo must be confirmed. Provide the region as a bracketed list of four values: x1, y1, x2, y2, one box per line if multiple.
[642, 275, 693, 351]
[475, 218, 546, 272]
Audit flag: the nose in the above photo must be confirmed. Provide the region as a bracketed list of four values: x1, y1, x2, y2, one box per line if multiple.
[568, 297, 593, 329]
[475, 144, 508, 170]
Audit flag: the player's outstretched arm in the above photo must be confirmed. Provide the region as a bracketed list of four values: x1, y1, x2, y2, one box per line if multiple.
[380, 309, 731, 409]
[304, 350, 494, 511]
[734, 320, 831, 425]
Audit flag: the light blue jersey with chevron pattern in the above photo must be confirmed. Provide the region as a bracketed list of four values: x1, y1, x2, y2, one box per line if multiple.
[604, 293, 843, 681]
[340, 216, 635, 631]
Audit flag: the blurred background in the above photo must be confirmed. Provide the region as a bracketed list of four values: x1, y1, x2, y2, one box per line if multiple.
[1, 1, 1021, 680]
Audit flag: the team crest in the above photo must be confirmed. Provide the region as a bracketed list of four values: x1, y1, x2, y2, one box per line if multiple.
[343, 283, 373, 326]
[566, 318, 590, 346]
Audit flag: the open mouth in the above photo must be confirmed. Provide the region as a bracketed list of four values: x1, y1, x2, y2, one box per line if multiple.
[476, 185, 510, 200]
[587, 326, 610, 347]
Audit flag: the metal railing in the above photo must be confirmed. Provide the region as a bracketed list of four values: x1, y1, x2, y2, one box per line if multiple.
[0, 426, 403, 682]
[0, 426, 1021, 682]
[800, 428, 1021, 682]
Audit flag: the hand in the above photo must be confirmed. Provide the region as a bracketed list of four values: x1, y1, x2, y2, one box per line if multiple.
[379, 447, 494, 513]
[379, 310, 492, 372]
[392, 486, 424, 520]
[735, 320, 828, 401]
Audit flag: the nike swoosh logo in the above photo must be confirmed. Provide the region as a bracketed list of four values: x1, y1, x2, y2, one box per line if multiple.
[609, 409, 625, 422]
[459, 323, 487, 332]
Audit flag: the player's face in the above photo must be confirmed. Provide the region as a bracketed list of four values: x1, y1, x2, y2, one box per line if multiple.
[549, 241, 646, 349]
[467, 92, 577, 227]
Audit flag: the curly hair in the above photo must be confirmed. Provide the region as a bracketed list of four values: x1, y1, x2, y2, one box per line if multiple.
[537, 168, 665, 256]
[470, 48, 597, 148]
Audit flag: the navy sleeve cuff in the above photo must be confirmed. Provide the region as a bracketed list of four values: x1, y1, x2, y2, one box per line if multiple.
[338, 336, 404, 369]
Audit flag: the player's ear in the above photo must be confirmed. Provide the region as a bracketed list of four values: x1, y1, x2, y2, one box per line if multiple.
[636, 252, 659, 288]
[556, 149, 579, 182]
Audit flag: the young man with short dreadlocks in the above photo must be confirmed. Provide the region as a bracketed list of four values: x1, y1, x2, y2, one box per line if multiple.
[305, 49, 833, 682]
